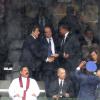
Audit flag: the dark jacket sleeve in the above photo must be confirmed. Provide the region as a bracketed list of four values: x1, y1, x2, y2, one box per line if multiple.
[24, 38, 47, 61]
[67, 80, 74, 97]
[47, 81, 58, 97]
[75, 69, 86, 80]
[64, 35, 81, 58]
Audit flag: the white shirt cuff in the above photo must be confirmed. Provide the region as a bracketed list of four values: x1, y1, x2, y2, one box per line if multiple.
[76, 67, 80, 71]
[45, 58, 49, 62]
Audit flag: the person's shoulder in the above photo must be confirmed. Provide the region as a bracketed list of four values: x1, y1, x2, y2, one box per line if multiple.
[65, 78, 72, 83]
[24, 35, 35, 44]
[25, 35, 34, 41]
[50, 79, 58, 84]
[11, 78, 19, 83]
[29, 78, 37, 83]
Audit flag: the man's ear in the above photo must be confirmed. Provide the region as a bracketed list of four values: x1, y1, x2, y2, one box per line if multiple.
[57, 73, 59, 77]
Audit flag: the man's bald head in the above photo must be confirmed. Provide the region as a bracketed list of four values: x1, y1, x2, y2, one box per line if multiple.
[57, 68, 66, 80]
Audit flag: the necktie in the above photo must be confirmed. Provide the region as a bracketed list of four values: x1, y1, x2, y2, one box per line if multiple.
[59, 80, 63, 96]
[61, 38, 65, 52]
[48, 38, 52, 56]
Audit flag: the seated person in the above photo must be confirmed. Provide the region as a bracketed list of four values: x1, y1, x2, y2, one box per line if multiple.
[47, 68, 74, 100]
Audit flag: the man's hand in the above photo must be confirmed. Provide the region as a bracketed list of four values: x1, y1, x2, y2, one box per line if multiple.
[52, 95, 59, 100]
[63, 52, 69, 59]
[64, 93, 70, 97]
[78, 61, 86, 68]
[32, 93, 36, 96]
[14, 94, 20, 97]
[47, 56, 55, 63]
[51, 53, 59, 58]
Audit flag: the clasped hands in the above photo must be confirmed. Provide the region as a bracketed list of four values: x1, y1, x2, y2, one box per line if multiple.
[47, 53, 59, 63]
[52, 93, 70, 100]
[15, 93, 36, 97]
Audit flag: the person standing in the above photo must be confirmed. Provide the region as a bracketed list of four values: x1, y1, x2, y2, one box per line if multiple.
[8, 66, 40, 100]
[40, 25, 59, 95]
[76, 61, 100, 100]
[20, 25, 46, 78]
[59, 24, 81, 72]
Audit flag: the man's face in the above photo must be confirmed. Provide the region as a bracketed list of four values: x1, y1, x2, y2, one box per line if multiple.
[90, 51, 98, 61]
[44, 27, 52, 38]
[20, 67, 29, 78]
[59, 27, 66, 37]
[85, 32, 93, 39]
[57, 68, 66, 80]
[32, 28, 40, 38]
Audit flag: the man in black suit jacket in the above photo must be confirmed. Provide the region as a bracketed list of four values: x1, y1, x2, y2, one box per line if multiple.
[40, 25, 59, 94]
[59, 24, 81, 72]
[48, 68, 74, 100]
[20, 25, 47, 78]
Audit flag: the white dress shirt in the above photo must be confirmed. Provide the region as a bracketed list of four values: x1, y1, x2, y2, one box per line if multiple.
[9, 77, 40, 100]
[31, 34, 36, 39]
[61, 32, 69, 46]
[46, 37, 55, 54]
[58, 79, 64, 86]
[64, 32, 69, 41]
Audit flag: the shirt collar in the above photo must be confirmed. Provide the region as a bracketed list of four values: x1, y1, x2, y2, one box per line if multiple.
[31, 34, 36, 39]
[59, 78, 64, 83]
[46, 37, 53, 42]
[21, 76, 27, 80]
[64, 32, 69, 40]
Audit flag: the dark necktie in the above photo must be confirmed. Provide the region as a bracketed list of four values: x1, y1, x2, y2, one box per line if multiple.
[61, 38, 65, 52]
[48, 38, 52, 56]
[59, 80, 63, 96]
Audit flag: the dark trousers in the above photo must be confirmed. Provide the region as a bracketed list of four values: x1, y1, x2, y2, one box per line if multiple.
[43, 70, 56, 96]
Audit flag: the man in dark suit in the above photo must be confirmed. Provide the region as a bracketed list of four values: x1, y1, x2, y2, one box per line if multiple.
[40, 25, 59, 94]
[47, 68, 74, 100]
[59, 24, 81, 72]
[20, 25, 47, 78]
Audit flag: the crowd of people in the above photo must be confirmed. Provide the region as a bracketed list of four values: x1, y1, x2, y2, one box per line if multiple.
[8, 6, 100, 100]
[18, 24, 100, 99]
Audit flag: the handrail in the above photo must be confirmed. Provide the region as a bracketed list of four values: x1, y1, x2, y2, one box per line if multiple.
[0, 89, 45, 93]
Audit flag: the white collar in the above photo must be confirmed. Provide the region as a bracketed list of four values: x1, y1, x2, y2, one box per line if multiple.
[59, 78, 64, 83]
[21, 76, 27, 80]
[64, 32, 69, 40]
[46, 37, 53, 41]
[46, 37, 52, 39]
[31, 34, 36, 39]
